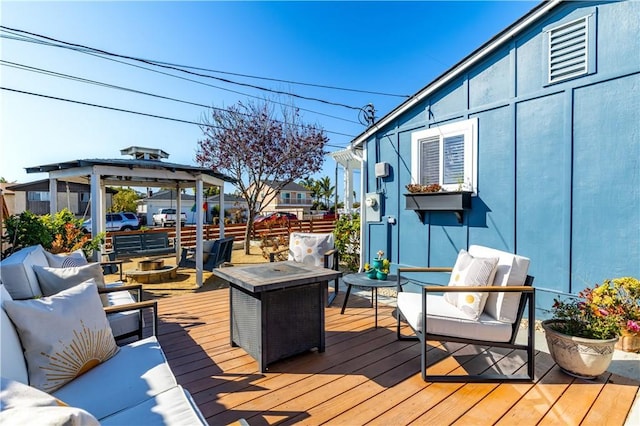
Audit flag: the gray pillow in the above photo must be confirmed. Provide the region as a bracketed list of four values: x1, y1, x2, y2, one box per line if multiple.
[33, 263, 106, 297]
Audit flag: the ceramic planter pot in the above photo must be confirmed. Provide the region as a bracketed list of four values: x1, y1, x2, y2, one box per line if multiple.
[376, 271, 388, 280]
[365, 269, 377, 279]
[615, 329, 640, 353]
[541, 319, 619, 379]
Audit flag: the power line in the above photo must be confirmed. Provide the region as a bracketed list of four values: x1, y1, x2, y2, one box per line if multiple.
[1, 60, 357, 138]
[0, 86, 353, 149]
[0, 26, 365, 111]
[1, 32, 362, 126]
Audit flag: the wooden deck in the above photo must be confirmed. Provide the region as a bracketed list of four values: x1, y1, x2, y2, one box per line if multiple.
[154, 288, 639, 425]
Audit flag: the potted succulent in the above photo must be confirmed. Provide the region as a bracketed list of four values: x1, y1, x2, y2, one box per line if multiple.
[364, 251, 391, 280]
[542, 276, 640, 378]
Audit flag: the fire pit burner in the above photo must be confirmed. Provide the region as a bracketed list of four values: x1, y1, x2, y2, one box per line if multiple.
[138, 259, 165, 271]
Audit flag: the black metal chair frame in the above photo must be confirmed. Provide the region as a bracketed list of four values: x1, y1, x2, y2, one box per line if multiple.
[396, 268, 535, 382]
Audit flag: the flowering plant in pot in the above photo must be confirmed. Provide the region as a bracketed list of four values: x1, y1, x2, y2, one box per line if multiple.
[542, 277, 640, 378]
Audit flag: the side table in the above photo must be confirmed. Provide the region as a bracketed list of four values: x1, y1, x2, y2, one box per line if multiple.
[340, 273, 408, 328]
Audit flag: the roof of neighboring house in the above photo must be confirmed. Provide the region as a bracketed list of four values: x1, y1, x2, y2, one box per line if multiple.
[263, 181, 310, 192]
[7, 179, 117, 193]
[207, 194, 247, 203]
[142, 189, 195, 201]
[351, 0, 560, 147]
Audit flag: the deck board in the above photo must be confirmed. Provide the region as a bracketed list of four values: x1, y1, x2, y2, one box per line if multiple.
[153, 288, 639, 425]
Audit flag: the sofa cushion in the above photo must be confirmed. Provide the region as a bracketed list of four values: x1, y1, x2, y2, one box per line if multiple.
[468, 245, 530, 323]
[0, 284, 29, 384]
[397, 292, 514, 343]
[0, 245, 48, 299]
[288, 232, 335, 267]
[444, 249, 498, 320]
[0, 378, 99, 426]
[53, 336, 178, 420]
[100, 386, 207, 425]
[33, 263, 106, 297]
[3, 281, 119, 392]
[44, 249, 89, 268]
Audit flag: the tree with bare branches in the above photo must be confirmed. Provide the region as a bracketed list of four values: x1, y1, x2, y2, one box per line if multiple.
[196, 99, 329, 254]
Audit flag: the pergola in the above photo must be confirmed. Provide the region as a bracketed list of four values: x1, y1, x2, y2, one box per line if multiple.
[25, 147, 235, 287]
[330, 147, 362, 212]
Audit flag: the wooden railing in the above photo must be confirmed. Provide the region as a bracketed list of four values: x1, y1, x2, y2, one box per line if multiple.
[104, 219, 336, 250]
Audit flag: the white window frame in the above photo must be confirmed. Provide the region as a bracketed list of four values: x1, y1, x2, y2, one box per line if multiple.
[410, 117, 478, 193]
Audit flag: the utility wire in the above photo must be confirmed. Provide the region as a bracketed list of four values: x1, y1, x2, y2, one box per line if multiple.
[1, 60, 357, 138]
[0, 26, 364, 111]
[0, 86, 353, 149]
[1, 33, 362, 125]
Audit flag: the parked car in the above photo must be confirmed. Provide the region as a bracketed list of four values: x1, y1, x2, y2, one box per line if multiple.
[152, 208, 187, 227]
[82, 212, 140, 232]
[253, 212, 298, 229]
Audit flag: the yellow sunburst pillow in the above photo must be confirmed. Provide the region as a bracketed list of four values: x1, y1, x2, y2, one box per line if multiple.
[3, 280, 119, 393]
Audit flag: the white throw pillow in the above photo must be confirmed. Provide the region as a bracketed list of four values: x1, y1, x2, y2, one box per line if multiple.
[3, 282, 119, 393]
[444, 249, 499, 320]
[288, 233, 334, 267]
[44, 249, 89, 268]
[0, 377, 100, 426]
[33, 263, 106, 297]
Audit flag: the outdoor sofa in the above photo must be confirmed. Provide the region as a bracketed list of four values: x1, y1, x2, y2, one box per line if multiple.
[0, 245, 207, 424]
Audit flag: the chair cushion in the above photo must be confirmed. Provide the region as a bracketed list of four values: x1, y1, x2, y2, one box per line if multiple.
[202, 240, 215, 262]
[397, 292, 514, 343]
[53, 336, 178, 420]
[0, 378, 99, 426]
[0, 245, 48, 299]
[0, 285, 29, 384]
[44, 249, 89, 268]
[2, 281, 119, 393]
[468, 245, 530, 323]
[288, 232, 335, 267]
[444, 249, 498, 320]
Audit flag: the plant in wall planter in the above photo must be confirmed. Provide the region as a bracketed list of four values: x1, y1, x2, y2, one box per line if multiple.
[542, 276, 640, 378]
[364, 250, 390, 280]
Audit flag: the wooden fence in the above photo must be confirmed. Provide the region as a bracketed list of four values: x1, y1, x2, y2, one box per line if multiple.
[105, 219, 337, 251]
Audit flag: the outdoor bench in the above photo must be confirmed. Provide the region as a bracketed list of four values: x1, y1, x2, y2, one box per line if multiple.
[112, 232, 174, 258]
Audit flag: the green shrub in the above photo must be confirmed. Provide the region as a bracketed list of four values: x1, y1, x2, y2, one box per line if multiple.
[333, 213, 360, 272]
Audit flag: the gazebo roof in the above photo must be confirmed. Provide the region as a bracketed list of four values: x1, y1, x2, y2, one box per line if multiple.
[25, 157, 234, 188]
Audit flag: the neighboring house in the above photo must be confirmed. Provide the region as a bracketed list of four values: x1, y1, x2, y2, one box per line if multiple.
[6, 179, 114, 217]
[207, 193, 249, 223]
[137, 190, 248, 224]
[350, 0, 639, 312]
[249, 181, 314, 218]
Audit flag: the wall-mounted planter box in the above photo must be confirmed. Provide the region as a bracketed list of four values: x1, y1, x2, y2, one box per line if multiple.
[404, 191, 472, 223]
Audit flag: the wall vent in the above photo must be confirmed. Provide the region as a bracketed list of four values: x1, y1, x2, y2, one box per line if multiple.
[548, 16, 589, 84]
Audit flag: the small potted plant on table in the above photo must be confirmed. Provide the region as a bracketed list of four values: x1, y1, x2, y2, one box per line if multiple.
[364, 250, 391, 280]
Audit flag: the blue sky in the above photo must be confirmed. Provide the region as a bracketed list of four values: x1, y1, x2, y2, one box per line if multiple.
[1, 1, 538, 200]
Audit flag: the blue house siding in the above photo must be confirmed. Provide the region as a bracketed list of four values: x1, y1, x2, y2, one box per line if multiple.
[359, 0, 639, 310]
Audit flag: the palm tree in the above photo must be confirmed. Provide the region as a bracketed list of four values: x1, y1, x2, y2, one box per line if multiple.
[317, 176, 335, 209]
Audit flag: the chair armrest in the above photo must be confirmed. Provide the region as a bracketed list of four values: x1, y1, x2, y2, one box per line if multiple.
[99, 284, 143, 302]
[269, 246, 289, 262]
[397, 267, 454, 273]
[323, 249, 339, 270]
[104, 300, 158, 336]
[423, 285, 534, 293]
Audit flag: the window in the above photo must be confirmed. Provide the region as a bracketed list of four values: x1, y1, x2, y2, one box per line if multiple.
[547, 15, 594, 84]
[411, 117, 478, 193]
[282, 192, 291, 202]
[27, 191, 50, 202]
